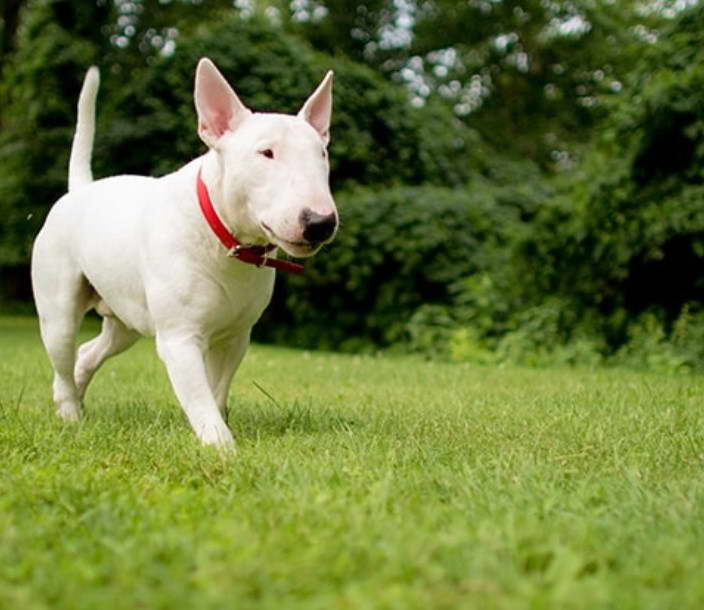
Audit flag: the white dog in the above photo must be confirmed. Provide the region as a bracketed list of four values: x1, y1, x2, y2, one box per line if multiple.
[31, 59, 338, 447]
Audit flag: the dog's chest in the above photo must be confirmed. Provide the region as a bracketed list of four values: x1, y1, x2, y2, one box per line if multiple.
[195, 265, 276, 339]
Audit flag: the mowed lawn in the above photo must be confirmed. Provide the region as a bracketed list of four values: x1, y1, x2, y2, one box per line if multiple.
[1, 316, 703, 610]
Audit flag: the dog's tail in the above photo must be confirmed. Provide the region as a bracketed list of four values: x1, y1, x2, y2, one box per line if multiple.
[68, 66, 100, 192]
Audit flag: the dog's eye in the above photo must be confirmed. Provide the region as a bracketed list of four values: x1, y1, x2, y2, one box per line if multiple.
[259, 149, 274, 159]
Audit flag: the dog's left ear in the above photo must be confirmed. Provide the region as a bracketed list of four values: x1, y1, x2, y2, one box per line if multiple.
[195, 57, 252, 149]
[298, 71, 333, 145]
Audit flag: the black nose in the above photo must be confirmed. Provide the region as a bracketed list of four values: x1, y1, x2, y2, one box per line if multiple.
[300, 208, 337, 244]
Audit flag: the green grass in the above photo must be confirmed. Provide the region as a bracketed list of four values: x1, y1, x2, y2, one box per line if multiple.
[1, 315, 704, 609]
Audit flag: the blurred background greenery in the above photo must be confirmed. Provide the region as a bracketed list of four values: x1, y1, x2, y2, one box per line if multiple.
[2, 0, 704, 371]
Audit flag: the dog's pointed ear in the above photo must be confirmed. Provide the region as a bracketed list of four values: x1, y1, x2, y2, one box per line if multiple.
[194, 58, 251, 148]
[298, 71, 333, 145]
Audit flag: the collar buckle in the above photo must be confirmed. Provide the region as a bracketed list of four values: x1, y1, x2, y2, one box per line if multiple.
[257, 249, 269, 268]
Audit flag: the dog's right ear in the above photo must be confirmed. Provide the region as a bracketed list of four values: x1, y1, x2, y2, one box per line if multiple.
[195, 58, 251, 149]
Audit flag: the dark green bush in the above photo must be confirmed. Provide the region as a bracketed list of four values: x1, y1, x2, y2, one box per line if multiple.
[254, 174, 540, 350]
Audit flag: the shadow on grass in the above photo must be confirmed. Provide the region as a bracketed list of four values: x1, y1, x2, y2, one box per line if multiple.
[89, 392, 362, 440]
[3, 389, 363, 453]
[41, 399, 358, 439]
[232, 399, 362, 440]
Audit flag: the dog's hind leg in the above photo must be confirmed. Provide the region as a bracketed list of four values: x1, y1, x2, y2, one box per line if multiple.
[205, 333, 250, 418]
[75, 315, 140, 400]
[33, 271, 92, 421]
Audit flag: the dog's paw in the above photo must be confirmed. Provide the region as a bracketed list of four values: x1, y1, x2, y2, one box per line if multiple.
[197, 420, 236, 449]
[57, 401, 82, 421]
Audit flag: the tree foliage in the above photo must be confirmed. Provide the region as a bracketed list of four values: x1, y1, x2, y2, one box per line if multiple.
[415, 3, 704, 369]
[284, 0, 673, 169]
[531, 3, 704, 326]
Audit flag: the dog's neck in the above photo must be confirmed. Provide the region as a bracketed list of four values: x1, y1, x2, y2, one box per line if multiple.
[194, 151, 267, 248]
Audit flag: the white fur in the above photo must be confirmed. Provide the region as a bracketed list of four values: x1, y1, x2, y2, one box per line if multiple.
[68, 66, 99, 191]
[31, 58, 338, 447]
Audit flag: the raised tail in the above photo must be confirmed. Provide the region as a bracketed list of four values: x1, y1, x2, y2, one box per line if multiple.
[68, 66, 100, 192]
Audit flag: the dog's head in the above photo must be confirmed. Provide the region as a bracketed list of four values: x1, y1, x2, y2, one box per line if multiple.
[194, 58, 338, 258]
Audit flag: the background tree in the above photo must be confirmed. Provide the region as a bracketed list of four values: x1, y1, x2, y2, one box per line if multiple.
[412, 2, 704, 368]
[531, 2, 704, 337]
[284, 0, 672, 169]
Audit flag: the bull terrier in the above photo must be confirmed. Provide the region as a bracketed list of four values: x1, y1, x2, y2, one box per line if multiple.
[31, 58, 338, 447]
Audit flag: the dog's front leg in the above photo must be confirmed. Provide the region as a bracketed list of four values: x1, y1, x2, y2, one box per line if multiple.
[156, 333, 234, 447]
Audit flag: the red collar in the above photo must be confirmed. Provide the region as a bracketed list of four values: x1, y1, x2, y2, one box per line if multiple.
[196, 168, 304, 275]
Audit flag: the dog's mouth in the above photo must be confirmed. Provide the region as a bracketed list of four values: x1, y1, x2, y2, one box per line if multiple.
[260, 223, 320, 258]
